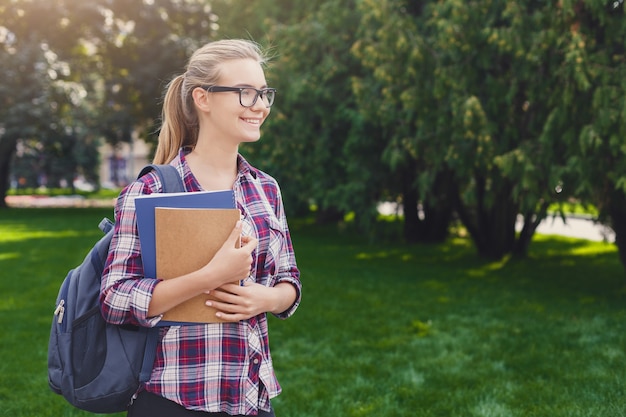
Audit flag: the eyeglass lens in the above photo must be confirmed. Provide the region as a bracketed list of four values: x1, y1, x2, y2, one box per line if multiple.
[240, 88, 275, 107]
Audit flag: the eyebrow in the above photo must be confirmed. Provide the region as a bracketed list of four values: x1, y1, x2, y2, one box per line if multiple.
[231, 83, 269, 89]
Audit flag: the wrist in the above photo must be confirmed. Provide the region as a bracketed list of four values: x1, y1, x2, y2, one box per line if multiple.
[269, 282, 297, 315]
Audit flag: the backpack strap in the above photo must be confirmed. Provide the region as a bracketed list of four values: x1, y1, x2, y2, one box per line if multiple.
[135, 163, 185, 383]
[137, 164, 185, 194]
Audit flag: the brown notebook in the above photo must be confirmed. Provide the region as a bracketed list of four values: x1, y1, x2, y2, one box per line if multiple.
[155, 207, 241, 323]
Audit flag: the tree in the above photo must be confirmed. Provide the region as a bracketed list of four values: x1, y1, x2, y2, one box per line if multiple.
[91, 0, 217, 148]
[550, 1, 626, 265]
[209, 0, 626, 270]
[423, 0, 583, 259]
[352, 0, 455, 243]
[0, 26, 89, 201]
[214, 0, 393, 228]
[265, 1, 382, 224]
[0, 0, 218, 204]
[353, 0, 595, 257]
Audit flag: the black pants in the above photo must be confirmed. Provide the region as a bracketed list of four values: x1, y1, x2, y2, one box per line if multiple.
[128, 391, 276, 417]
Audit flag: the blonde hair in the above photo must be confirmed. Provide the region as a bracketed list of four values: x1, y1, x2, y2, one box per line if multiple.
[153, 39, 267, 164]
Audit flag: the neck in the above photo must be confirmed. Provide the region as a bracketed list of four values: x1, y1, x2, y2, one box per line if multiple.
[186, 139, 239, 191]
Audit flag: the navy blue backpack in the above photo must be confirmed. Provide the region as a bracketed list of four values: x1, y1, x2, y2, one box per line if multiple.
[48, 164, 184, 413]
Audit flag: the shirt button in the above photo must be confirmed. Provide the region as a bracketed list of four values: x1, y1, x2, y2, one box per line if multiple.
[253, 358, 259, 365]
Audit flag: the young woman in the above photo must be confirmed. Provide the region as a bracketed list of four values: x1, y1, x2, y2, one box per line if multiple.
[101, 39, 301, 417]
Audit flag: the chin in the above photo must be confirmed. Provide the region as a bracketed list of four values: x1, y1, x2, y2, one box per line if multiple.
[240, 135, 262, 144]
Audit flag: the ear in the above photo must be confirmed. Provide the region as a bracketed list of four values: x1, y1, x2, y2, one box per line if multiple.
[191, 87, 211, 113]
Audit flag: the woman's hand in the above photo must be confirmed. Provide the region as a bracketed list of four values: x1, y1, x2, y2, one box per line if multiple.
[201, 221, 258, 290]
[206, 281, 297, 322]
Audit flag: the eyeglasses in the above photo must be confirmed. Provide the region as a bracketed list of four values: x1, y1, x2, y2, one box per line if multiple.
[203, 85, 276, 108]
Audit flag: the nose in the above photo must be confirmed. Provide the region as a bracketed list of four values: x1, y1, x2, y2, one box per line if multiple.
[251, 93, 270, 110]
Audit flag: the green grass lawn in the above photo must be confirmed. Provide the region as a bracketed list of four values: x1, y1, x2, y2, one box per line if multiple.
[1, 208, 625, 416]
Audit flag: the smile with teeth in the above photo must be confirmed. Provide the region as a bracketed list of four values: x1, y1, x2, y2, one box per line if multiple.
[242, 118, 261, 125]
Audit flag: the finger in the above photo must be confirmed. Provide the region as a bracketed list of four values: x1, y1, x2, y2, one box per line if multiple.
[211, 289, 239, 302]
[206, 298, 236, 309]
[225, 220, 243, 248]
[215, 312, 244, 322]
[240, 237, 258, 253]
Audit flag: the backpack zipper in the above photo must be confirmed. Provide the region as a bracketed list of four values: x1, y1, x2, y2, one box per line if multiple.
[54, 299, 65, 324]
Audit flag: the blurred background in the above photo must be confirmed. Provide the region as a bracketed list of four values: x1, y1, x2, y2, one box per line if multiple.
[2, 2, 626, 416]
[1, 0, 625, 264]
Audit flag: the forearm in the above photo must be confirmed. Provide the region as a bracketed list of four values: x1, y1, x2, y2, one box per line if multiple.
[268, 282, 298, 315]
[147, 271, 210, 317]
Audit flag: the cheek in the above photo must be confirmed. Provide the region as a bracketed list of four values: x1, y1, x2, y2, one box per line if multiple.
[262, 108, 271, 122]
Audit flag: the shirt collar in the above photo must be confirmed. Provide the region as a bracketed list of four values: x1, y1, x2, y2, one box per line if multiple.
[179, 147, 258, 180]
[237, 154, 258, 179]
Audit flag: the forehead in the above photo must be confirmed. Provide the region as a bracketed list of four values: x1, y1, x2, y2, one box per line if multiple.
[217, 58, 267, 87]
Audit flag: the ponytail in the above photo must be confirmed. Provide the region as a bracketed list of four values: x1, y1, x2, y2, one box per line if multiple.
[153, 75, 199, 164]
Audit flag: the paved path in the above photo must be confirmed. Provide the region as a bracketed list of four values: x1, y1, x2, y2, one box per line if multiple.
[6, 195, 115, 208]
[526, 215, 615, 242]
[377, 202, 615, 242]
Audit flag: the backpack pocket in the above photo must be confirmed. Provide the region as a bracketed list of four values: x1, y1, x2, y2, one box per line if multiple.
[69, 307, 147, 413]
[71, 306, 106, 388]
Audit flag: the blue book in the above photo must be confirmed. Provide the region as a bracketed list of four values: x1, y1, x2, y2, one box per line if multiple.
[135, 190, 236, 278]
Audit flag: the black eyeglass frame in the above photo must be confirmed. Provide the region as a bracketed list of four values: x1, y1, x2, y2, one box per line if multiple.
[202, 85, 276, 108]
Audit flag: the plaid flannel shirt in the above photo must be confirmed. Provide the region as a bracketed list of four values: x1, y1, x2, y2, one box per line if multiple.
[100, 149, 301, 415]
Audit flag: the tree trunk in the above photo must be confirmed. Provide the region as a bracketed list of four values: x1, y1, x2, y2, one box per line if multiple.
[315, 207, 344, 224]
[418, 201, 453, 243]
[452, 175, 519, 260]
[414, 170, 454, 243]
[402, 165, 420, 243]
[402, 164, 453, 244]
[607, 189, 626, 271]
[513, 202, 549, 257]
[0, 136, 18, 209]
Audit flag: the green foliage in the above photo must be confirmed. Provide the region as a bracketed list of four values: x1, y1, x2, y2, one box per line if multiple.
[1, 2, 103, 192]
[535, 1, 626, 264]
[215, 0, 388, 226]
[352, 0, 457, 242]
[0, 0, 218, 200]
[423, 0, 567, 256]
[2, 0, 626, 267]
[351, 0, 626, 260]
[2, 208, 626, 416]
[91, 0, 218, 144]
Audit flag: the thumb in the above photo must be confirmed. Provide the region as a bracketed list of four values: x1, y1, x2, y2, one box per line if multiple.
[226, 220, 243, 248]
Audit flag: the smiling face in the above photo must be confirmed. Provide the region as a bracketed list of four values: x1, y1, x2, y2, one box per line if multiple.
[200, 58, 271, 146]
